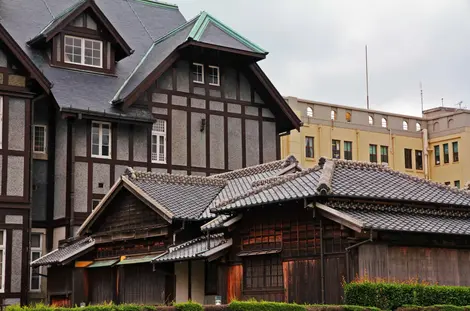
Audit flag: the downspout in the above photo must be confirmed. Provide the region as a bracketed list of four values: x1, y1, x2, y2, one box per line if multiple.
[206, 231, 210, 250]
[320, 220, 325, 304]
[423, 129, 429, 179]
[355, 130, 359, 160]
[388, 129, 394, 168]
[318, 126, 322, 159]
[345, 230, 373, 283]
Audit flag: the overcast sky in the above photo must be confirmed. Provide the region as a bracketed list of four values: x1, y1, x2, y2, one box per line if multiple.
[172, 0, 470, 117]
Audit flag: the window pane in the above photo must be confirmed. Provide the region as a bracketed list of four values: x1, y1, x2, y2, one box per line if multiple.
[92, 144, 99, 155]
[102, 145, 109, 156]
[31, 234, 41, 248]
[0, 231, 3, 246]
[192, 63, 203, 83]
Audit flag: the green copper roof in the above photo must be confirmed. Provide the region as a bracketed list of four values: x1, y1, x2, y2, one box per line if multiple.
[116, 255, 156, 265]
[187, 11, 267, 54]
[87, 259, 119, 268]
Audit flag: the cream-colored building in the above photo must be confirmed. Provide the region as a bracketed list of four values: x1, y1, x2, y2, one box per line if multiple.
[281, 96, 468, 188]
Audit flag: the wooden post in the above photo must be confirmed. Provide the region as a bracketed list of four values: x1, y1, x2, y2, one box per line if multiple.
[188, 261, 192, 301]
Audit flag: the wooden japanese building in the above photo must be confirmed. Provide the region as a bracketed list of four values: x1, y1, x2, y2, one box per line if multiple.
[33, 156, 470, 305]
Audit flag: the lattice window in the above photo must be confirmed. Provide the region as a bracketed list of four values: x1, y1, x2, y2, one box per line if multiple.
[152, 119, 166, 163]
[192, 63, 204, 83]
[33, 125, 47, 153]
[244, 255, 283, 290]
[64, 35, 102, 68]
[208, 65, 220, 86]
[241, 221, 282, 251]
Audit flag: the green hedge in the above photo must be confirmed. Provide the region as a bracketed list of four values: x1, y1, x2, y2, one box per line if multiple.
[6, 302, 380, 311]
[344, 283, 470, 310]
[397, 305, 470, 311]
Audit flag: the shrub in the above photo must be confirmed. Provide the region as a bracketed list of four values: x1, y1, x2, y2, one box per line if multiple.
[174, 302, 203, 311]
[344, 282, 470, 309]
[229, 301, 306, 311]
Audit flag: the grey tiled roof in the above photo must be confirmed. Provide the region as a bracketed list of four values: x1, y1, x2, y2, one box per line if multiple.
[212, 158, 470, 213]
[1, 0, 186, 117]
[328, 200, 470, 236]
[212, 166, 322, 213]
[200, 156, 300, 218]
[330, 160, 470, 205]
[200, 215, 230, 231]
[126, 169, 226, 220]
[153, 233, 229, 262]
[31, 237, 95, 267]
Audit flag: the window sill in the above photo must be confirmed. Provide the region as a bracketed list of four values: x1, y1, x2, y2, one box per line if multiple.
[193, 80, 204, 85]
[405, 169, 414, 172]
[151, 161, 166, 164]
[91, 155, 111, 159]
[33, 153, 48, 161]
[209, 83, 220, 87]
[305, 157, 316, 162]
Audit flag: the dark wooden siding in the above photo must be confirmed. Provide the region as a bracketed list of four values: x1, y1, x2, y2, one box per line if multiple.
[227, 265, 242, 303]
[118, 264, 166, 304]
[283, 259, 321, 304]
[358, 244, 470, 286]
[89, 267, 114, 304]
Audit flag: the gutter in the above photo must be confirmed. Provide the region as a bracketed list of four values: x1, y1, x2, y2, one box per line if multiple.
[345, 230, 373, 283]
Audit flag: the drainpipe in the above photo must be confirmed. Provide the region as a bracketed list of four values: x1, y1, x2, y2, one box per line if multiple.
[355, 130, 359, 160]
[423, 129, 429, 179]
[320, 220, 325, 304]
[345, 230, 373, 283]
[318, 126, 322, 159]
[388, 129, 394, 168]
[206, 231, 210, 250]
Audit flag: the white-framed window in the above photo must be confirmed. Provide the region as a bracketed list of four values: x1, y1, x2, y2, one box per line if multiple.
[30, 233, 42, 292]
[64, 35, 103, 68]
[192, 63, 204, 84]
[381, 117, 388, 128]
[152, 119, 166, 163]
[91, 121, 111, 158]
[0, 230, 5, 293]
[208, 65, 220, 86]
[306, 107, 313, 117]
[33, 125, 47, 153]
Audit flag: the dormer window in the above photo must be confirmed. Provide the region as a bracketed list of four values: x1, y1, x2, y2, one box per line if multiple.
[192, 63, 204, 84]
[64, 35, 102, 68]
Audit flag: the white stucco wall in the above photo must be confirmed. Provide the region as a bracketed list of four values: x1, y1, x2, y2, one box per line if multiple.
[52, 226, 66, 250]
[174, 261, 206, 303]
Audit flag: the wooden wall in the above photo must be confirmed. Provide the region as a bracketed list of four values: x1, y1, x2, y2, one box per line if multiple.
[358, 244, 470, 285]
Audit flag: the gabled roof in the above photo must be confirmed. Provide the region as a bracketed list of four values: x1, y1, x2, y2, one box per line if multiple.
[31, 237, 95, 267]
[199, 155, 301, 219]
[0, 23, 51, 93]
[187, 12, 267, 55]
[77, 167, 227, 235]
[27, 0, 132, 61]
[212, 157, 470, 213]
[152, 233, 232, 262]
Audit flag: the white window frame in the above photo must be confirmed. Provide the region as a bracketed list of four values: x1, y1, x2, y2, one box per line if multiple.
[208, 65, 220, 86]
[91, 121, 111, 159]
[30, 233, 42, 292]
[33, 125, 47, 154]
[151, 120, 167, 164]
[64, 35, 103, 68]
[192, 63, 204, 84]
[0, 230, 5, 293]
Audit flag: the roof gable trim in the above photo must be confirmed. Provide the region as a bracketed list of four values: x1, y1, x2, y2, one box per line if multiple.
[315, 202, 364, 233]
[0, 24, 51, 93]
[187, 12, 267, 54]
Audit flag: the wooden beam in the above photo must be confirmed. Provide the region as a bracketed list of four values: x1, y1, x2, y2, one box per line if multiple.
[315, 202, 364, 233]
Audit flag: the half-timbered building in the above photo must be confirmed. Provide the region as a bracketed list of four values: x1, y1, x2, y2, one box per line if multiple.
[0, 0, 301, 304]
[33, 156, 470, 305]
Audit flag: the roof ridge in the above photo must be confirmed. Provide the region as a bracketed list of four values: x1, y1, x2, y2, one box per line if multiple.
[330, 200, 470, 218]
[211, 155, 298, 180]
[132, 0, 179, 9]
[125, 167, 227, 187]
[37, 0, 86, 35]
[168, 233, 224, 252]
[213, 165, 321, 211]
[333, 158, 470, 195]
[111, 16, 198, 102]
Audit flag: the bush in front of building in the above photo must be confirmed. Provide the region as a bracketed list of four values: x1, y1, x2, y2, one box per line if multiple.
[344, 282, 470, 310]
[398, 305, 470, 311]
[229, 301, 381, 311]
[174, 302, 203, 311]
